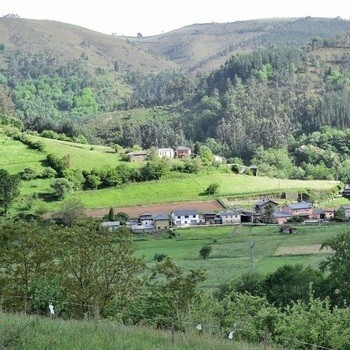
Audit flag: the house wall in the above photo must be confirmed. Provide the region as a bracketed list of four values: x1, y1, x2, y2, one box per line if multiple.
[275, 217, 289, 225]
[343, 208, 350, 218]
[158, 149, 174, 158]
[176, 149, 191, 158]
[171, 213, 199, 227]
[154, 220, 169, 231]
[221, 215, 241, 224]
[282, 206, 312, 216]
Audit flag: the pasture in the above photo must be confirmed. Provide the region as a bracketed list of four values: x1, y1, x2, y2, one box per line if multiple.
[0, 129, 343, 215]
[133, 223, 345, 291]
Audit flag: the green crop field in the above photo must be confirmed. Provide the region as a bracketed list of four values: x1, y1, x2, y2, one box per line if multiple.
[133, 223, 345, 292]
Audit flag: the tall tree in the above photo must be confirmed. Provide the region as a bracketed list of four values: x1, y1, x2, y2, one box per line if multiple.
[320, 230, 350, 305]
[0, 221, 56, 312]
[0, 169, 21, 214]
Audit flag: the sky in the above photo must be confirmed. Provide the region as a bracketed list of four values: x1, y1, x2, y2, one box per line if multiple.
[1, 0, 350, 37]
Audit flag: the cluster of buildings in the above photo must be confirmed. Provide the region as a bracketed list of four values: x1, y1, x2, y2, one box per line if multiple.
[101, 197, 340, 233]
[254, 198, 334, 224]
[128, 146, 192, 162]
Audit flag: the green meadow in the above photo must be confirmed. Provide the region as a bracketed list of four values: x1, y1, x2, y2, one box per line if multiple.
[0, 129, 343, 214]
[134, 223, 345, 292]
[72, 172, 339, 209]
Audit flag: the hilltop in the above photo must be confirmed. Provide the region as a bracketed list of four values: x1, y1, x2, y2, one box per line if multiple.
[0, 16, 177, 74]
[122, 17, 350, 72]
[1, 16, 350, 76]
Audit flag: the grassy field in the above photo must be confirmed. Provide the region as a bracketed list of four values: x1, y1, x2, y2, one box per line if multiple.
[68, 173, 340, 211]
[0, 129, 343, 214]
[0, 311, 278, 350]
[0, 132, 47, 174]
[133, 223, 345, 292]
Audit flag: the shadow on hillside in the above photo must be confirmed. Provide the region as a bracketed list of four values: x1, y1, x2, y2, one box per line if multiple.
[198, 191, 209, 196]
[38, 192, 57, 203]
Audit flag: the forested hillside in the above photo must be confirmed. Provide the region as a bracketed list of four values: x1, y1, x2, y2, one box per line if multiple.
[1, 16, 350, 183]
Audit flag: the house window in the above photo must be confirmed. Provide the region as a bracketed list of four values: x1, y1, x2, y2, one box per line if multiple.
[185, 215, 189, 218]
[177, 216, 180, 219]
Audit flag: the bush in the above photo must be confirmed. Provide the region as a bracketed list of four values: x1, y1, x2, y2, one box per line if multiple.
[20, 167, 39, 180]
[231, 164, 241, 174]
[154, 253, 168, 262]
[41, 167, 57, 178]
[205, 182, 219, 195]
[199, 245, 212, 259]
[50, 178, 73, 200]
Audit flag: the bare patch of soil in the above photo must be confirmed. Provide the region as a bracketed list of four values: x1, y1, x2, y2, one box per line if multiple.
[275, 244, 333, 256]
[86, 200, 225, 218]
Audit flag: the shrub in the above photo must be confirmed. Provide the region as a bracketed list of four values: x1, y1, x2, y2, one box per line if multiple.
[20, 167, 39, 180]
[41, 167, 57, 178]
[205, 182, 219, 195]
[199, 245, 212, 259]
[154, 253, 168, 262]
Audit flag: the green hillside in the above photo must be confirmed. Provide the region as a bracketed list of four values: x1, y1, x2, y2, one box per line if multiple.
[0, 128, 341, 217]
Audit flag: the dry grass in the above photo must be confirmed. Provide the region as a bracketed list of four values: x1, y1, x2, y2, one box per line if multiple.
[275, 244, 333, 256]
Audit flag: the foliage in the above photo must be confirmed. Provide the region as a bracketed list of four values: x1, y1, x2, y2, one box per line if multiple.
[0, 168, 21, 214]
[108, 207, 115, 221]
[199, 245, 213, 259]
[153, 253, 168, 262]
[50, 178, 74, 200]
[263, 264, 324, 307]
[0, 221, 57, 312]
[53, 198, 87, 227]
[205, 183, 219, 195]
[320, 230, 350, 305]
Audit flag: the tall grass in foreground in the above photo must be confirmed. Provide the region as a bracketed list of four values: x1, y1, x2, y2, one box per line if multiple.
[0, 311, 282, 350]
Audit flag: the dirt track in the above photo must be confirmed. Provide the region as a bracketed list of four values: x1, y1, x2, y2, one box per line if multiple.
[86, 200, 225, 218]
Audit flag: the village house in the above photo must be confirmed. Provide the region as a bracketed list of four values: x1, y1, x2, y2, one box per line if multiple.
[175, 146, 191, 158]
[313, 209, 334, 221]
[217, 209, 241, 224]
[128, 150, 148, 162]
[255, 198, 279, 214]
[153, 214, 171, 231]
[342, 184, 350, 197]
[157, 148, 174, 159]
[240, 210, 255, 223]
[203, 211, 221, 225]
[139, 213, 153, 227]
[272, 211, 292, 225]
[212, 155, 223, 163]
[340, 204, 350, 218]
[171, 209, 200, 227]
[282, 201, 313, 219]
[100, 221, 121, 231]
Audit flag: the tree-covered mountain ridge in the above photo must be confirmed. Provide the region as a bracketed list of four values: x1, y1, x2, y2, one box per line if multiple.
[2, 15, 350, 183]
